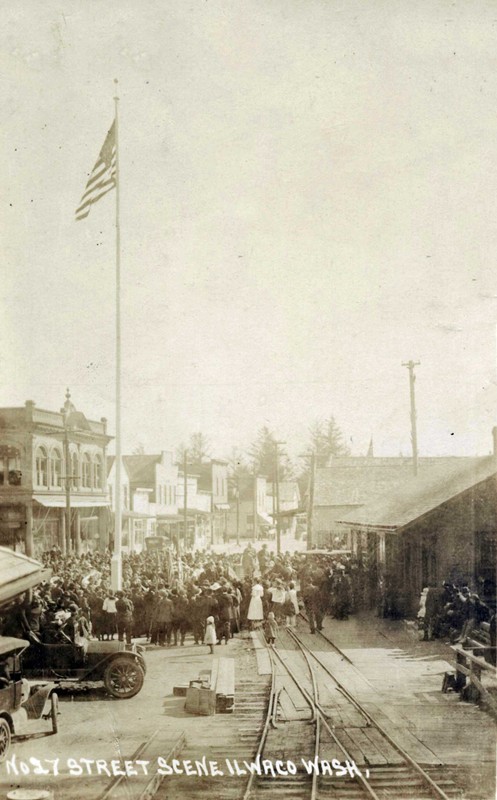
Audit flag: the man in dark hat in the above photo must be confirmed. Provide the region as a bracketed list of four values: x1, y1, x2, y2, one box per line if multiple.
[303, 579, 324, 634]
[116, 590, 134, 645]
[216, 585, 234, 644]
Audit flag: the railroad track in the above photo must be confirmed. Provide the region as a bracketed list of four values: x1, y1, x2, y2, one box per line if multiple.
[125, 626, 465, 800]
[248, 624, 463, 800]
[154, 668, 272, 800]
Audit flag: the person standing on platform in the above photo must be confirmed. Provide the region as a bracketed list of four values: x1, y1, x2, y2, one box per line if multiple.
[247, 580, 264, 630]
[268, 578, 286, 621]
[102, 590, 117, 641]
[116, 591, 134, 645]
[242, 544, 256, 580]
[155, 590, 174, 647]
[284, 581, 299, 628]
[204, 615, 217, 654]
[303, 579, 323, 633]
[264, 611, 278, 644]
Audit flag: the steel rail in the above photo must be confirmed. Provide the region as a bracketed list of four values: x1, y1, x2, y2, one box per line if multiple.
[289, 628, 452, 800]
[241, 633, 279, 800]
[288, 628, 371, 725]
[269, 643, 382, 800]
[286, 626, 321, 800]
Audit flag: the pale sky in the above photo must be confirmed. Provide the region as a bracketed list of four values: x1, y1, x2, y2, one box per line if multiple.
[2, 1, 497, 461]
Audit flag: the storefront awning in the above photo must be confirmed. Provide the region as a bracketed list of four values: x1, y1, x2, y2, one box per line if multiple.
[158, 508, 210, 520]
[122, 510, 153, 519]
[33, 495, 109, 508]
[0, 547, 51, 608]
[258, 512, 274, 525]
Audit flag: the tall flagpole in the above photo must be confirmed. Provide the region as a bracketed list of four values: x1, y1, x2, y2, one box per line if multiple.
[111, 78, 122, 590]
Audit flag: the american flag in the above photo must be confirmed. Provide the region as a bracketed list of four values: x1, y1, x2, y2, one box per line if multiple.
[75, 120, 116, 221]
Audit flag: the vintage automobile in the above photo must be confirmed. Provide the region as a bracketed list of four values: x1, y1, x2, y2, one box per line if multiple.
[20, 629, 146, 699]
[0, 636, 58, 761]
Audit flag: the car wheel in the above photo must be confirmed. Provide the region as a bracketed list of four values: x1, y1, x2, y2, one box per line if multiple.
[103, 657, 144, 699]
[51, 692, 59, 734]
[0, 718, 11, 762]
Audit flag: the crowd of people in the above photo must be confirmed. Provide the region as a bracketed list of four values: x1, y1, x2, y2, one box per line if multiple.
[2, 540, 495, 661]
[418, 581, 496, 657]
[0, 543, 363, 649]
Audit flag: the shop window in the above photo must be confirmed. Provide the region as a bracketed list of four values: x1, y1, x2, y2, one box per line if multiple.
[82, 453, 92, 488]
[0, 446, 21, 486]
[35, 447, 48, 487]
[50, 448, 63, 488]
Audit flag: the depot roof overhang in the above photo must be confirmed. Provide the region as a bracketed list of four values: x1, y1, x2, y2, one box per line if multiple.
[0, 547, 51, 608]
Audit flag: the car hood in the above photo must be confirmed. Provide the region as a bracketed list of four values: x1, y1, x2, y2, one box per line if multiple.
[86, 640, 133, 655]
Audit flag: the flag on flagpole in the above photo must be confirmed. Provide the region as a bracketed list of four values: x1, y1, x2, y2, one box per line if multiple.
[75, 120, 116, 221]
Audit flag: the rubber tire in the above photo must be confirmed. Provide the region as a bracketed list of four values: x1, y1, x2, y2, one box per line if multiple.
[51, 692, 59, 734]
[103, 657, 144, 699]
[0, 718, 11, 762]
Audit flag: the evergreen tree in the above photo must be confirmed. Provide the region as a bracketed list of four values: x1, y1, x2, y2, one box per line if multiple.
[248, 426, 293, 479]
[307, 416, 350, 469]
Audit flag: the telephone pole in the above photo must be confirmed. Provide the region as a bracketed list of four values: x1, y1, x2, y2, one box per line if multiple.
[235, 474, 240, 547]
[182, 449, 188, 555]
[402, 360, 420, 476]
[299, 451, 316, 550]
[307, 451, 316, 551]
[253, 472, 258, 543]
[273, 441, 286, 555]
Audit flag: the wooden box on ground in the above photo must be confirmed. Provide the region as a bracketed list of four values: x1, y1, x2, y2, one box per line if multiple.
[184, 657, 235, 715]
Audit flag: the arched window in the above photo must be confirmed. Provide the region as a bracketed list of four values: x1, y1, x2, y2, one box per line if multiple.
[71, 452, 79, 490]
[0, 446, 21, 486]
[82, 453, 92, 488]
[50, 448, 63, 489]
[93, 455, 102, 490]
[35, 447, 48, 487]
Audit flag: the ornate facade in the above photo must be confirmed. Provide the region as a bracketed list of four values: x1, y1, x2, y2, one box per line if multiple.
[0, 393, 111, 557]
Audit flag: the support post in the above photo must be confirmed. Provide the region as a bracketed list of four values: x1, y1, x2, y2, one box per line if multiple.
[307, 451, 315, 551]
[182, 450, 187, 555]
[75, 511, 81, 555]
[236, 476, 240, 547]
[253, 473, 258, 543]
[63, 401, 71, 555]
[111, 79, 122, 591]
[402, 360, 420, 476]
[60, 508, 66, 553]
[25, 501, 33, 557]
[275, 456, 281, 555]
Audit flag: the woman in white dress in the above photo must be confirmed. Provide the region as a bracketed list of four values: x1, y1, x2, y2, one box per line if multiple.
[247, 582, 264, 629]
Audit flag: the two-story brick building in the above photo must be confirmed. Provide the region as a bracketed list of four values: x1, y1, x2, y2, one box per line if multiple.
[0, 393, 111, 557]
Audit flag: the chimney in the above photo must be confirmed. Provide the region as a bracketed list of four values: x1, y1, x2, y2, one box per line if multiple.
[25, 400, 35, 421]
